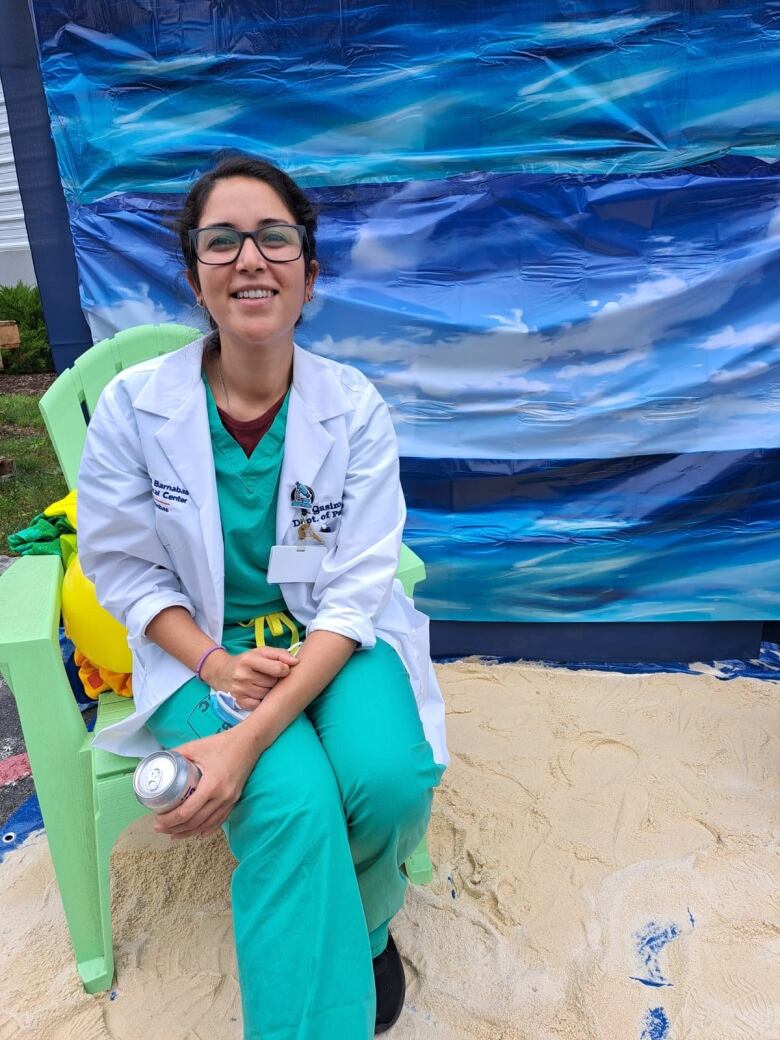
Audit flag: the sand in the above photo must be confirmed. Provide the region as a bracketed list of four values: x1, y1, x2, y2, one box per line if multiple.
[0, 658, 778, 1039]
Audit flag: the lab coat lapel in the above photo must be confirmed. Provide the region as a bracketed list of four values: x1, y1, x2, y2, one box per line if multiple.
[139, 339, 224, 586]
[156, 385, 215, 508]
[155, 385, 224, 578]
[277, 383, 334, 541]
[277, 345, 353, 541]
[137, 338, 350, 554]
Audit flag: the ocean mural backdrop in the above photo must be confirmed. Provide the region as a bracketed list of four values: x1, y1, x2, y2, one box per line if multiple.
[31, 1, 780, 622]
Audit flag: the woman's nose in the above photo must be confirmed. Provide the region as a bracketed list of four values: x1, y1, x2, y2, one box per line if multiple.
[236, 235, 268, 271]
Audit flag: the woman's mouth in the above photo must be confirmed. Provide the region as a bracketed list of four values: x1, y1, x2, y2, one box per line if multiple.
[231, 289, 278, 300]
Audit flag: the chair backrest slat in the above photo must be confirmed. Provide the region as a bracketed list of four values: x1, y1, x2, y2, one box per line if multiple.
[38, 323, 200, 490]
[38, 367, 90, 490]
[111, 323, 201, 371]
[73, 339, 121, 416]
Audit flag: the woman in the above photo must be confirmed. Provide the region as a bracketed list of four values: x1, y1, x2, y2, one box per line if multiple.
[78, 155, 448, 1039]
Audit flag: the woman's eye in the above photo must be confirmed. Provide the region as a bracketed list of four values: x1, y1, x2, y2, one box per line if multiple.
[261, 228, 295, 247]
[209, 234, 237, 249]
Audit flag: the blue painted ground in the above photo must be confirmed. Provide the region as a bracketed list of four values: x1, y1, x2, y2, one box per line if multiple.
[630, 921, 680, 988]
[640, 1007, 670, 1040]
[0, 794, 44, 864]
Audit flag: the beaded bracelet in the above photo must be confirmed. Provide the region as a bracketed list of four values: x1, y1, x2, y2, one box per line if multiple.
[195, 644, 226, 680]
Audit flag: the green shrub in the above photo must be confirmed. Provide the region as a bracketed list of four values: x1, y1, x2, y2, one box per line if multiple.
[0, 282, 54, 373]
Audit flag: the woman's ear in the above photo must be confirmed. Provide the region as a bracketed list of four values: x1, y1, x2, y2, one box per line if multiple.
[305, 260, 320, 300]
[185, 268, 201, 303]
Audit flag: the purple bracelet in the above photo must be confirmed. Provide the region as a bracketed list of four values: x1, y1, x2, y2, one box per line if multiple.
[195, 644, 226, 680]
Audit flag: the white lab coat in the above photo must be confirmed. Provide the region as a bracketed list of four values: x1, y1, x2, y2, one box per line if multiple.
[78, 336, 448, 766]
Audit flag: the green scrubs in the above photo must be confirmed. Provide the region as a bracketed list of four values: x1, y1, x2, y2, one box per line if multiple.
[147, 380, 442, 1040]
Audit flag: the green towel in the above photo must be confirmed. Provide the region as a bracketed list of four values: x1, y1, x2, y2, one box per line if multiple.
[7, 512, 76, 556]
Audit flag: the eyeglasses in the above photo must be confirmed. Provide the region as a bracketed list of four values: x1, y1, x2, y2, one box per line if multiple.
[189, 224, 307, 265]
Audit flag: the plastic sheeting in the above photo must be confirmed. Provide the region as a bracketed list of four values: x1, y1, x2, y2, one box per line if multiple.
[33, 2, 780, 200]
[0, 794, 43, 863]
[30, 1, 780, 622]
[436, 643, 780, 682]
[401, 450, 780, 622]
[69, 166, 780, 458]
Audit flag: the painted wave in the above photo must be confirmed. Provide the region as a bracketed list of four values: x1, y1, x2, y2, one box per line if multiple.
[31, 1, 780, 622]
[69, 163, 780, 459]
[401, 450, 780, 621]
[34, 1, 780, 201]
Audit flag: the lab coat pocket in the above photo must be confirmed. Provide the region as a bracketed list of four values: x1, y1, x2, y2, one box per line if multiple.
[313, 516, 341, 538]
[151, 478, 195, 548]
[153, 508, 187, 551]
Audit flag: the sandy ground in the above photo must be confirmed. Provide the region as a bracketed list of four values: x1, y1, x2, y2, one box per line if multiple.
[0, 658, 778, 1040]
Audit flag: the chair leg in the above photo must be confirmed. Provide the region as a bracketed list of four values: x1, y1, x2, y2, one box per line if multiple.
[3, 660, 114, 988]
[52, 747, 115, 993]
[0, 558, 115, 991]
[403, 834, 433, 885]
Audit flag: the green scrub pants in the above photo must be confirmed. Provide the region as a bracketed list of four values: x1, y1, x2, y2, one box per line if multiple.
[148, 635, 443, 1040]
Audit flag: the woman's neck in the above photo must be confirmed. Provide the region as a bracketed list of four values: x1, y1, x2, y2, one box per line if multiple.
[208, 334, 293, 420]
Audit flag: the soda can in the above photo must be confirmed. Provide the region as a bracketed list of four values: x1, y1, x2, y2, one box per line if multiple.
[133, 750, 201, 814]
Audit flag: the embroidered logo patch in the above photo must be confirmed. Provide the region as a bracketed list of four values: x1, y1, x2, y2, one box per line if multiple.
[151, 478, 191, 513]
[291, 482, 314, 510]
[291, 499, 343, 530]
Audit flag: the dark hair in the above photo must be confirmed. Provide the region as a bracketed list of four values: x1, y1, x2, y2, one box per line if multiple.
[176, 154, 318, 332]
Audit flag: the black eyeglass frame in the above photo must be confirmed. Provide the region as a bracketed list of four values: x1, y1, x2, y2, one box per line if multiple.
[188, 224, 309, 265]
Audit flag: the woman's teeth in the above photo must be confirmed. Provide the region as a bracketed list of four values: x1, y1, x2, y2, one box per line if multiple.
[235, 289, 275, 299]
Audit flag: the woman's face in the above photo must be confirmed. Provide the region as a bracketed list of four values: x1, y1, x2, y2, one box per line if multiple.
[187, 175, 318, 354]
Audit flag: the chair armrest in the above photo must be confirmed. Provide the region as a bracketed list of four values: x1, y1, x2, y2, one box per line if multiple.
[397, 543, 426, 598]
[0, 556, 88, 760]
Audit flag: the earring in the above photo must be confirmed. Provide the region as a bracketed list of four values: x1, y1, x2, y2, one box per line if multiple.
[196, 296, 203, 306]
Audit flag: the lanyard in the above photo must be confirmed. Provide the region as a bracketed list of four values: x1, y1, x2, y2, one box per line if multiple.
[239, 610, 299, 648]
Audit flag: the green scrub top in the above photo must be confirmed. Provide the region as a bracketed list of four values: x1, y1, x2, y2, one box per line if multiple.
[204, 376, 300, 648]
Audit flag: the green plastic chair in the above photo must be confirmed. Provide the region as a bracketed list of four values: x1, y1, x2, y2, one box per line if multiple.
[0, 322, 433, 995]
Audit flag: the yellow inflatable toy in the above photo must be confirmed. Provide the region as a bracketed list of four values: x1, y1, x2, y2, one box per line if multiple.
[61, 556, 132, 675]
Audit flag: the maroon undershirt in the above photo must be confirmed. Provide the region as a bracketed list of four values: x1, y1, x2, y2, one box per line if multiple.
[216, 394, 286, 458]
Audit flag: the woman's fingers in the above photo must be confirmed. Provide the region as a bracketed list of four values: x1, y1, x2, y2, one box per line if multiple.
[153, 783, 210, 834]
[164, 788, 234, 837]
[170, 796, 235, 838]
[247, 648, 299, 676]
[151, 731, 256, 840]
[153, 762, 231, 836]
[233, 690, 265, 709]
[194, 805, 232, 838]
[226, 647, 300, 698]
[169, 809, 217, 838]
[250, 660, 290, 680]
[232, 668, 278, 697]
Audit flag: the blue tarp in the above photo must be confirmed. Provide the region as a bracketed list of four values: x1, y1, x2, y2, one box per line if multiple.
[0, 795, 43, 863]
[30, 1, 780, 623]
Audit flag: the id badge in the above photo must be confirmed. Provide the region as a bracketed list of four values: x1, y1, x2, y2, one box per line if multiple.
[267, 544, 327, 583]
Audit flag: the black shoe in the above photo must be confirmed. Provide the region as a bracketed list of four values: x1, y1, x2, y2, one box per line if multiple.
[373, 932, 406, 1034]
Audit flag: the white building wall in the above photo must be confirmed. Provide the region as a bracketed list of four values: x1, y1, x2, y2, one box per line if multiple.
[0, 80, 36, 286]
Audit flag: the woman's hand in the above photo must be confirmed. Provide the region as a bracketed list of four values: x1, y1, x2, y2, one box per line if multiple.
[201, 645, 299, 710]
[152, 729, 258, 839]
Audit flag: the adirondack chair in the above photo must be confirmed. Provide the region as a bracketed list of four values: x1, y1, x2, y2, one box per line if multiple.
[0, 322, 434, 994]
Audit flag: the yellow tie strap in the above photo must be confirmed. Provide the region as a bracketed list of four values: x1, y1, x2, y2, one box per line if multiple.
[239, 611, 300, 649]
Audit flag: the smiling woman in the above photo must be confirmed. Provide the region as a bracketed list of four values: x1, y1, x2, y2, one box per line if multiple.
[176, 159, 320, 419]
[75, 154, 448, 1040]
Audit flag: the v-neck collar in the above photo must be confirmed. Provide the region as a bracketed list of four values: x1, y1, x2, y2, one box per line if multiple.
[203, 375, 289, 476]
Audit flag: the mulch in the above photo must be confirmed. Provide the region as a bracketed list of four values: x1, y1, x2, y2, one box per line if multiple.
[0, 373, 57, 396]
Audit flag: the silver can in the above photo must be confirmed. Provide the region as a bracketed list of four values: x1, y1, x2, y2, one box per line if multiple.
[133, 750, 201, 813]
